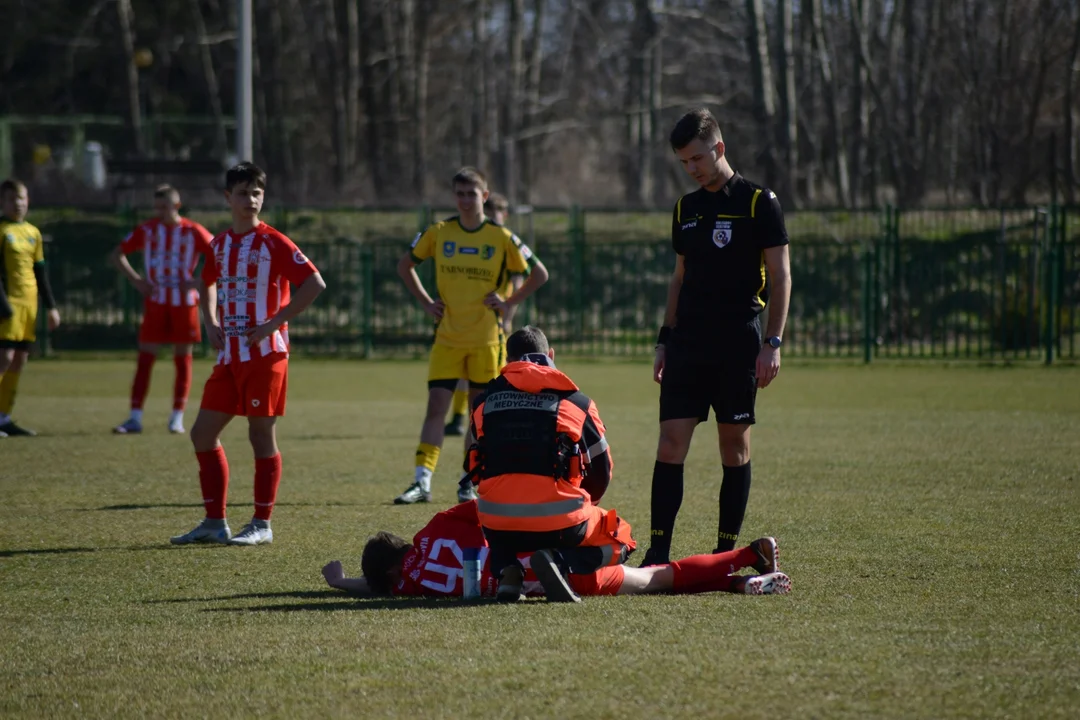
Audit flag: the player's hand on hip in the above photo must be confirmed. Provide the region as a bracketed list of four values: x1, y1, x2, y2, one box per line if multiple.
[756, 346, 780, 388]
[46, 309, 61, 330]
[133, 278, 154, 296]
[245, 322, 276, 348]
[424, 299, 445, 320]
[653, 346, 666, 384]
[322, 560, 345, 587]
[483, 291, 508, 315]
[207, 324, 226, 351]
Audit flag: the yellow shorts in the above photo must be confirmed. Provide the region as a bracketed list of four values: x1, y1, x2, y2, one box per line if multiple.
[0, 303, 37, 346]
[428, 342, 505, 387]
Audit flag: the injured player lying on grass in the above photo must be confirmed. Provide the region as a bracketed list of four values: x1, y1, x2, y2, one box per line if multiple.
[321, 502, 791, 601]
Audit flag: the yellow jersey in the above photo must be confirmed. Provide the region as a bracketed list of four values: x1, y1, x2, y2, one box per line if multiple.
[410, 217, 536, 348]
[0, 218, 45, 306]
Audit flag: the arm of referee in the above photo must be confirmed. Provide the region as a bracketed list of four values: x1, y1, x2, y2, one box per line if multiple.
[579, 398, 612, 503]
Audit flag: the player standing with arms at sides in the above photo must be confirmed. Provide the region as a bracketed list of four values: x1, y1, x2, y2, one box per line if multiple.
[640, 108, 792, 567]
[0, 179, 60, 438]
[444, 191, 525, 436]
[395, 168, 548, 506]
[170, 163, 326, 546]
[109, 185, 214, 435]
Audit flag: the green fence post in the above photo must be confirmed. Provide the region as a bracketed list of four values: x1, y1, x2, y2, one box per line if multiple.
[569, 205, 586, 341]
[417, 204, 432, 233]
[862, 241, 874, 364]
[0, 117, 12, 179]
[1044, 205, 1061, 365]
[362, 245, 374, 358]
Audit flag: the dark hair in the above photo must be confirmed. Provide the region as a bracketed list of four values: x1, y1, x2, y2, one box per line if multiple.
[225, 162, 267, 191]
[154, 184, 180, 203]
[361, 531, 412, 595]
[506, 325, 549, 360]
[485, 192, 509, 214]
[0, 179, 27, 199]
[669, 108, 722, 151]
[452, 166, 488, 192]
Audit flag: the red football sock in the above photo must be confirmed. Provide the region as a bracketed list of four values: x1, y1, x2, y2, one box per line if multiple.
[131, 351, 155, 410]
[253, 454, 282, 521]
[173, 354, 192, 411]
[197, 446, 230, 519]
[670, 546, 759, 594]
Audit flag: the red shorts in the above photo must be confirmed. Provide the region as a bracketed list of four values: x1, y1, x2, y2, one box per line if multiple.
[139, 301, 201, 345]
[200, 355, 288, 417]
[568, 565, 625, 597]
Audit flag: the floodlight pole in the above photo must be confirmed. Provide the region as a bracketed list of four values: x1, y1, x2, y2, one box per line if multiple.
[236, 0, 253, 162]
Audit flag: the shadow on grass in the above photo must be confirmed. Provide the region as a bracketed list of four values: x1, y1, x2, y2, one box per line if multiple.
[146, 591, 337, 604]
[203, 597, 484, 613]
[82, 501, 367, 511]
[0, 543, 228, 557]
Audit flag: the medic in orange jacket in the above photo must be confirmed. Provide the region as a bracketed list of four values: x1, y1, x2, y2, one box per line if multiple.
[462, 347, 635, 595]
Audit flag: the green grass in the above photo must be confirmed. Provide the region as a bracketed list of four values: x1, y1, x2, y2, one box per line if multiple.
[2, 360, 1079, 718]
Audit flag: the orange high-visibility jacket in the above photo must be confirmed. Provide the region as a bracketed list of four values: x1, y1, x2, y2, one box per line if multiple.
[468, 360, 612, 533]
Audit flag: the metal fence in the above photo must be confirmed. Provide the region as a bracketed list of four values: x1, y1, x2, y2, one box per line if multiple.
[29, 204, 1080, 363]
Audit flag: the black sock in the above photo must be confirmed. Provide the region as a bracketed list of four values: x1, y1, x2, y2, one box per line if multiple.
[716, 462, 752, 552]
[649, 461, 684, 557]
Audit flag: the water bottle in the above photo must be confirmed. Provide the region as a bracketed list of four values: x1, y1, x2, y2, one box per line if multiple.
[462, 547, 482, 599]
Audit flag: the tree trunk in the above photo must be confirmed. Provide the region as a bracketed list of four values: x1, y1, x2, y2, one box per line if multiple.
[746, 0, 778, 191]
[116, 0, 144, 156]
[779, 0, 798, 208]
[522, 0, 545, 203]
[849, 0, 870, 207]
[359, 0, 385, 199]
[319, 0, 347, 191]
[799, 0, 818, 205]
[414, 0, 433, 200]
[810, 0, 849, 205]
[267, 0, 295, 191]
[505, 0, 525, 202]
[187, 0, 228, 161]
[1065, 1, 1080, 204]
[471, 0, 488, 171]
[345, 0, 362, 170]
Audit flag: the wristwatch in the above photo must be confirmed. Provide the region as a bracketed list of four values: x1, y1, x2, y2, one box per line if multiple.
[766, 336, 783, 349]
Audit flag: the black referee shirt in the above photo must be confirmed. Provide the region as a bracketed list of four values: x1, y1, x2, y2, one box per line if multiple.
[671, 172, 789, 336]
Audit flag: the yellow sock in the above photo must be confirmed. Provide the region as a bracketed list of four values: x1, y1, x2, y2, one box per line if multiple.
[0, 370, 19, 416]
[451, 389, 469, 417]
[416, 442, 441, 473]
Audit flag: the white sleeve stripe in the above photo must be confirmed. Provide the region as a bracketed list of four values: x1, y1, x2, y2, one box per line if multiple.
[587, 437, 608, 459]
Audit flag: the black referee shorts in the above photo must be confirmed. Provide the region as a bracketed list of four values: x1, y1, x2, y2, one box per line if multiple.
[659, 320, 762, 425]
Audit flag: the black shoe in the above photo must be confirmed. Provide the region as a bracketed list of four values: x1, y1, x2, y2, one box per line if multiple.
[638, 547, 669, 568]
[0, 420, 37, 437]
[496, 565, 525, 603]
[747, 537, 779, 574]
[444, 415, 467, 436]
[530, 549, 581, 603]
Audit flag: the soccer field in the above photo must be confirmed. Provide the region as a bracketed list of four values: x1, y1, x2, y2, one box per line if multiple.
[1, 359, 1079, 719]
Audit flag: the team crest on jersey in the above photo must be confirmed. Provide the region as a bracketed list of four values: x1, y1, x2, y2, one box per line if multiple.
[713, 220, 733, 249]
[293, 250, 307, 264]
[482, 244, 495, 260]
[443, 241, 456, 258]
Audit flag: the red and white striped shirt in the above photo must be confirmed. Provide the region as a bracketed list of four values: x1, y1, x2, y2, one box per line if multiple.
[202, 222, 318, 365]
[120, 218, 214, 307]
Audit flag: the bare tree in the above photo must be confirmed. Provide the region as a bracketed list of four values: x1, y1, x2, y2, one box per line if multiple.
[778, 0, 798, 207]
[1065, 0, 1080, 203]
[746, 0, 779, 191]
[116, 0, 144, 156]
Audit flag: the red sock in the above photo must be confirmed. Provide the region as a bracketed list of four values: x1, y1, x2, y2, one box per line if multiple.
[131, 351, 155, 410]
[197, 446, 230, 519]
[670, 546, 759, 594]
[173, 354, 192, 411]
[253, 454, 282, 521]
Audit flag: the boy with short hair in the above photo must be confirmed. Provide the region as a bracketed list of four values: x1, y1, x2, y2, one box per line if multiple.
[170, 162, 326, 546]
[0, 179, 61, 438]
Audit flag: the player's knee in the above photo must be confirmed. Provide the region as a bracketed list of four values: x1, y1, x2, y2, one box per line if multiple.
[8, 351, 28, 372]
[719, 432, 750, 465]
[190, 423, 216, 451]
[656, 431, 690, 463]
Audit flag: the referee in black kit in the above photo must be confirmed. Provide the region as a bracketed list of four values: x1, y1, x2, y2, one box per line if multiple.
[640, 107, 792, 567]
